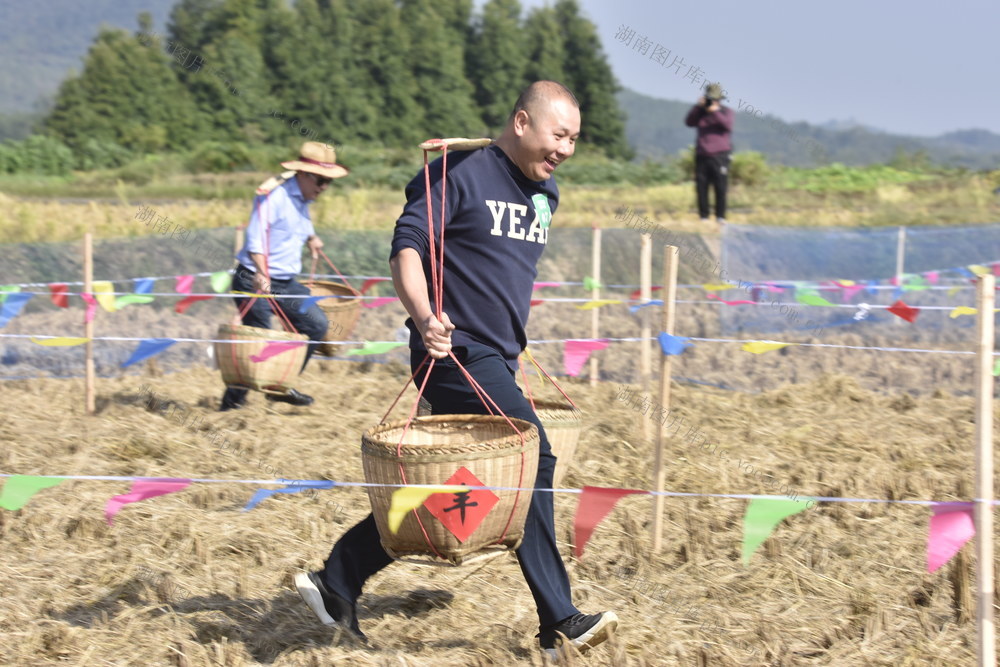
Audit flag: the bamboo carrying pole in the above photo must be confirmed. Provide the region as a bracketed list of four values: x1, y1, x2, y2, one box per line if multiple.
[640, 233, 652, 441]
[83, 233, 95, 416]
[589, 225, 602, 386]
[974, 274, 995, 667]
[652, 245, 679, 553]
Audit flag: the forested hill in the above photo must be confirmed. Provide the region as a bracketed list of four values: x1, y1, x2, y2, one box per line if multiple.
[35, 0, 630, 163]
[619, 89, 1000, 169]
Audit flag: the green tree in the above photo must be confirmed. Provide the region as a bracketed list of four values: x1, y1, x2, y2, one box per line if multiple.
[553, 0, 630, 158]
[43, 27, 199, 153]
[522, 6, 567, 84]
[469, 0, 527, 133]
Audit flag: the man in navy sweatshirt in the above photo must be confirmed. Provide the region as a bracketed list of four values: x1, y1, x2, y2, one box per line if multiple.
[294, 81, 618, 658]
[685, 82, 734, 224]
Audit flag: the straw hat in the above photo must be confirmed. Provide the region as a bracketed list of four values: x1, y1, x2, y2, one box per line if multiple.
[281, 141, 349, 179]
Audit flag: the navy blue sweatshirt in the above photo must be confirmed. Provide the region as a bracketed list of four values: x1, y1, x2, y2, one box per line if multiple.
[390, 144, 558, 370]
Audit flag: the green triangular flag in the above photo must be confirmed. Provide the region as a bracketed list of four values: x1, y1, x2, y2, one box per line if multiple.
[993, 358, 1000, 377]
[742, 497, 811, 565]
[113, 294, 155, 310]
[345, 341, 407, 356]
[0, 285, 20, 305]
[211, 271, 232, 293]
[902, 276, 929, 292]
[583, 276, 602, 291]
[794, 289, 835, 308]
[0, 475, 66, 510]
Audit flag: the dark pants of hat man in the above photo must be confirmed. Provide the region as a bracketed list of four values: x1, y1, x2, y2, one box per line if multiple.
[321, 342, 579, 628]
[221, 266, 328, 405]
[695, 151, 730, 220]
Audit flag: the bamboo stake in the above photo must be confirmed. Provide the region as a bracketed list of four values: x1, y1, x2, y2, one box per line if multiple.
[83, 233, 95, 416]
[640, 233, 652, 442]
[894, 226, 906, 326]
[974, 274, 995, 667]
[589, 225, 602, 387]
[652, 245, 679, 553]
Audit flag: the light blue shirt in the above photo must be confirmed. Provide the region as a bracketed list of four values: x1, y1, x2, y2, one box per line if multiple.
[236, 176, 315, 280]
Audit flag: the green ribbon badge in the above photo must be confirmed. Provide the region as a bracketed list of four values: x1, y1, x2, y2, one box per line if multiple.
[532, 193, 552, 229]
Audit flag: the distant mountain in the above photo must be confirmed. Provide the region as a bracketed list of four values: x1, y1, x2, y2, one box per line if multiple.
[620, 88, 1000, 169]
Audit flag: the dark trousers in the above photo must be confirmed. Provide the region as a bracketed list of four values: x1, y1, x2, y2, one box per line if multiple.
[222, 267, 328, 401]
[322, 342, 579, 629]
[695, 151, 730, 219]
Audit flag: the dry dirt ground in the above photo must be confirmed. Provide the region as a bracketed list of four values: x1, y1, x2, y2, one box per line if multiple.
[1, 356, 998, 666]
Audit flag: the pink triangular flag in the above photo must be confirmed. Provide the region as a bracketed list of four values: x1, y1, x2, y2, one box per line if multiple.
[175, 274, 194, 295]
[840, 284, 864, 302]
[927, 502, 975, 573]
[924, 271, 939, 285]
[563, 339, 609, 376]
[105, 479, 191, 525]
[533, 282, 562, 289]
[81, 293, 97, 323]
[250, 340, 306, 362]
[362, 297, 398, 309]
[993, 263, 1000, 277]
[573, 486, 648, 558]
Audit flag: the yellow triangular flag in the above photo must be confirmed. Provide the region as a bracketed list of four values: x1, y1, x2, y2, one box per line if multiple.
[31, 337, 90, 346]
[969, 265, 990, 277]
[949, 306, 977, 319]
[741, 341, 790, 354]
[947, 285, 963, 297]
[702, 282, 735, 292]
[576, 299, 622, 311]
[387, 485, 466, 534]
[93, 281, 117, 312]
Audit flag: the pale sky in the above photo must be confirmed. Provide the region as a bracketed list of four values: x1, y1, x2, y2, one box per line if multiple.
[531, 0, 999, 137]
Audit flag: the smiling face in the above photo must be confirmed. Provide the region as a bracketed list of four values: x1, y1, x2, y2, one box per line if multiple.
[508, 96, 581, 182]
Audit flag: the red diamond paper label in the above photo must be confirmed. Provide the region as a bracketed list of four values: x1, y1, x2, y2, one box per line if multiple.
[422, 467, 500, 543]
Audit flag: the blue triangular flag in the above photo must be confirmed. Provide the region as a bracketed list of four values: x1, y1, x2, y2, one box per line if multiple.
[121, 338, 177, 368]
[134, 278, 155, 294]
[657, 332, 692, 355]
[865, 280, 879, 296]
[955, 267, 974, 278]
[629, 299, 663, 313]
[0, 292, 33, 328]
[299, 295, 327, 314]
[242, 480, 336, 511]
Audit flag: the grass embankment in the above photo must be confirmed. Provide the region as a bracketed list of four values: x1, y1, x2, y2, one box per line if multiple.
[0, 159, 997, 244]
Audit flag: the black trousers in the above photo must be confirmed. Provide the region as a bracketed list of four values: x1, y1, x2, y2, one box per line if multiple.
[695, 151, 730, 219]
[321, 342, 579, 629]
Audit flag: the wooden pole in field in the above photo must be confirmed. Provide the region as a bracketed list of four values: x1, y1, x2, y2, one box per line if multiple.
[894, 226, 906, 326]
[640, 233, 652, 442]
[652, 244, 679, 553]
[589, 225, 602, 387]
[83, 233, 95, 416]
[974, 273, 995, 667]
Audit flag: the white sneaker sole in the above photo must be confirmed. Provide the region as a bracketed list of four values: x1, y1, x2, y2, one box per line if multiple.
[543, 611, 619, 658]
[294, 572, 337, 627]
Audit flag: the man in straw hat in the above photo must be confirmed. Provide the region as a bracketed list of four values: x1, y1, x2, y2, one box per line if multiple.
[219, 141, 348, 411]
[685, 82, 734, 224]
[294, 81, 619, 657]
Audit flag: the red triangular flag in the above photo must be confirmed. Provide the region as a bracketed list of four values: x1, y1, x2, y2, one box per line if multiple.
[573, 486, 648, 558]
[628, 286, 663, 300]
[360, 277, 388, 294]
[175, 295, 213, 314]
[530, 299, 544, 307]
[49, 283, 69, 308]
[887, 299, 919, 323]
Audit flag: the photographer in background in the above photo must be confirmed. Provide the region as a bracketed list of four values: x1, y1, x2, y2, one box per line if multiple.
[684, 82, 734, 224]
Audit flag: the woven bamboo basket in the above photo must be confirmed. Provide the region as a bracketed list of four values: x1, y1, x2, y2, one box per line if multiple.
[214, 324, 308, 393]
[533, 399, 583, 487]
[362, 415, 539, 565]
[306, 280, 361, 356]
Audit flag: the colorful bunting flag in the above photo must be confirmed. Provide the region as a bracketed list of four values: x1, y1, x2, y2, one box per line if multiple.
[927, 502, 975, 573]
[839, 284, 864, 302]
[175, 275, 194, 294]
[657, 332, 692, 355]
[530, 299, 544, 307]
[993, 358, 1000, 377]
[49, 283, 69, 308]
[122, 338, 177, 368]
[628, 286, 662, 300]
[210, 271, 232, 293]
[582, 276, 602, 291]
[0, 285, 20, 304]
[702, 282, 735, 292]
[113, 294, 155, 310]
[707, 294, 756, 306]
[31, 336, 90, 346]
[533, 281, 562, 289]
[968, 264, 990, 277]
[794, 290, 835, 307]
[0, 475, 65, 511]
[387, 485, 466, 534]
[576, 299, 622, 310]
[573, 486, 648, 558]
[924, 271, 939, 284]
[902, 276, 929, 292]
[134, 278, 155, 294]
[362, 297, 398, 309]
[360, 277, 389, 294]
[742, 498, 811, 565]
[346, 341, 406, 355]
[175, 295, 212, 314]
[105, 479, 192, 525]
[0, 292, 32, 328]
[887, 299, 919, 323]
[949, 306, 977, 319]
[243, 480, 336, 512]
[81, 293, 97, 323]
[299, 295, 327, 314]
[947, 285, 963, 297]
[741, 341, 790, 354]
[629, 299, 663, 313]
[250, 340, 306, 362]
[563, 339, 609, 376]
[92, 281, 117, 312]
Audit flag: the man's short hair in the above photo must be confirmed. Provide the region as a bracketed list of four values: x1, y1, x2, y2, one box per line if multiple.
[508, 81, 579, 124]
